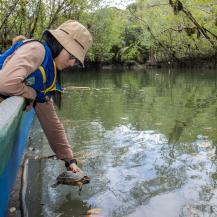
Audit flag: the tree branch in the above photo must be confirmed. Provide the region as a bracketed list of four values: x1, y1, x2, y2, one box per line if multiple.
[0, 0, 20, 31]
[169, 0, 217, 48]
[29, 0, 42, 37]
[47, 1, 66, 29]
[146, 3, 169, 8]
[128, 8, 180, 61]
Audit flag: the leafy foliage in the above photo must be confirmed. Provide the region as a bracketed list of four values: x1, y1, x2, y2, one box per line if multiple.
[0, 0, 216, 64]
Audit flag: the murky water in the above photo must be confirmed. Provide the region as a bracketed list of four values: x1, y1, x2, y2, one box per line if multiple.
[28, 69, 217, 217]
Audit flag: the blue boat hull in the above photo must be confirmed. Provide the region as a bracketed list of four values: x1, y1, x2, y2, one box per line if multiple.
[0, 97, 34, 217]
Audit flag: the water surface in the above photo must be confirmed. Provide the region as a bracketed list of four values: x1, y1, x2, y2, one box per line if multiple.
[30, 69, 217, 217]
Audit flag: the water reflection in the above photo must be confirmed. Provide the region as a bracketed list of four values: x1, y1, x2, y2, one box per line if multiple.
[33, 69, 217, 217]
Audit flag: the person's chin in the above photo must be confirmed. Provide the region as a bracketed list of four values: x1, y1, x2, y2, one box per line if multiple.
[61, 66, 71, 70]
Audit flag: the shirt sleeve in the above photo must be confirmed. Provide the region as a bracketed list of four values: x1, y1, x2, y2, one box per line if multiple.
[34, 100, 74, 160]
[0, 41, 45, 100]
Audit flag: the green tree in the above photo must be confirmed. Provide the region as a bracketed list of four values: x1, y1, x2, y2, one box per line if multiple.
[87, 7, 126, 63]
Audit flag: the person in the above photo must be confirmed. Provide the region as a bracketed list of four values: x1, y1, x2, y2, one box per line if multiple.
[0, 20, 93, 173]
[12, 35, 26, 45]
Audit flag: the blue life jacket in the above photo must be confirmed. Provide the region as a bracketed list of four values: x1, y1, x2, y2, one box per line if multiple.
[0, 39, 62, 103]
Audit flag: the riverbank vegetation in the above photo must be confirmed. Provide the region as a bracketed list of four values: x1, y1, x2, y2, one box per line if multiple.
[0, 0, 216, 67]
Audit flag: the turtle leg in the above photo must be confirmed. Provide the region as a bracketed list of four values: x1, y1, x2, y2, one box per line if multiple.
[78, 182, 83, 195]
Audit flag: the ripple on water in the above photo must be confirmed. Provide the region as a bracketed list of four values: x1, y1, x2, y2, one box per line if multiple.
[38, 123, 217, 217]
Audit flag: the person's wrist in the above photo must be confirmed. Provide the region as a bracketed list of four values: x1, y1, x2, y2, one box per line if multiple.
[65, 159, 77, 168]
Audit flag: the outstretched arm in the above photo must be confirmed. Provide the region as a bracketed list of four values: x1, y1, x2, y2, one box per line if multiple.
[35, 100, 80, 172]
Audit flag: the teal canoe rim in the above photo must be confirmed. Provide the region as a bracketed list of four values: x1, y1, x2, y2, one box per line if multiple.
[0, 96, 26, 176]
[0, 96, 25, 130]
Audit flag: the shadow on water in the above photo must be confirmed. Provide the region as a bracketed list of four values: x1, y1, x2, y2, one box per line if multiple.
[27, 68, 217, 217]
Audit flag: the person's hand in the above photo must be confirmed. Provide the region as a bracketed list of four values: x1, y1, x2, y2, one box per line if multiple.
[68, 163, 81, 173]
[25, 100, 34, 112]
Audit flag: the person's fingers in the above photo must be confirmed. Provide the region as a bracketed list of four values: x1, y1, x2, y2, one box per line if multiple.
[25, 104, 33, 112]
[25, 101, 34, 112]
[74, 166, 80, 172]
[69, 163, 81, 173]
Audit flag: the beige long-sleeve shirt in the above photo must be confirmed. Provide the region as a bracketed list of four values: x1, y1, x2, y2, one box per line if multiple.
[0, 41, 73, 160]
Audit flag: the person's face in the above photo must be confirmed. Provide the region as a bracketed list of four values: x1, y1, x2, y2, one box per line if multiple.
[54, 49, 78, 70]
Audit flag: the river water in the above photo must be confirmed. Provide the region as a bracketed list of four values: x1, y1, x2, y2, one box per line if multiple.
[27, 69, 217, 217]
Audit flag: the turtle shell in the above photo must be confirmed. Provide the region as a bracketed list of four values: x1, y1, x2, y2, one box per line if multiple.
[57, 171, 85, 182]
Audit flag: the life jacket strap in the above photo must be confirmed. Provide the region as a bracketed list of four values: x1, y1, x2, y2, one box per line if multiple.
[38, 66, 47, 84]
[42, 61, 57, 94]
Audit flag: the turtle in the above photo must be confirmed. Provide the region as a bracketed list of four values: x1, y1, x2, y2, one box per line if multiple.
[85, 208, 103, 217]
[51, 171, 90, 194]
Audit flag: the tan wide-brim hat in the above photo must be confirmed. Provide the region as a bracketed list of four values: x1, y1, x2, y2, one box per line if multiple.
[48, 20, 93, 67]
